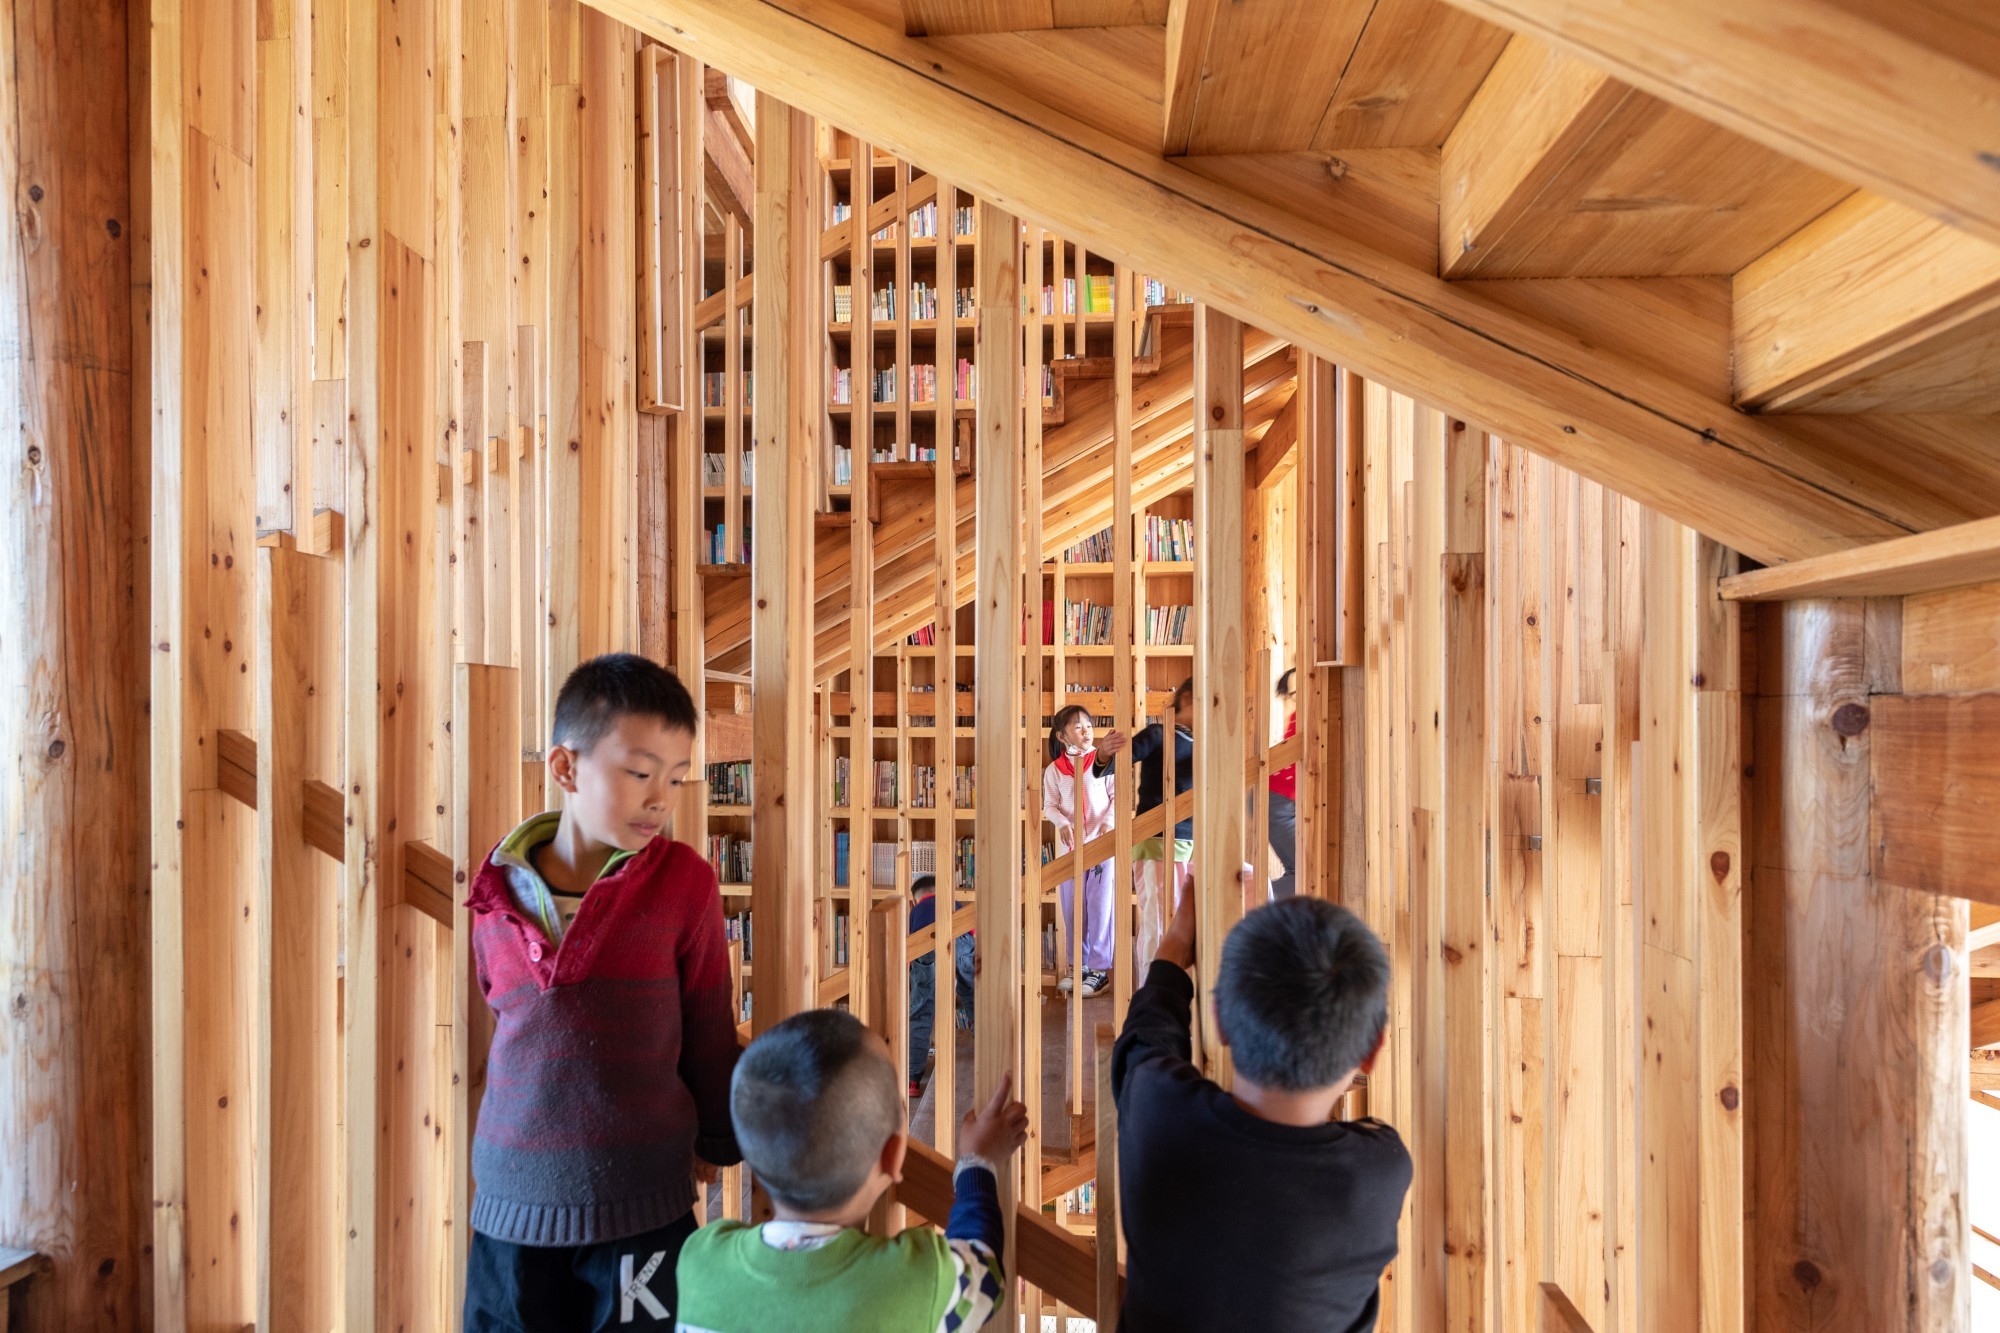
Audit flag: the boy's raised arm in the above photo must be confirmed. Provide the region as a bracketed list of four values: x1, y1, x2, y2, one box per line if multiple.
[676, 857, 744, 1167]
[1111, 881, 1196, 1100]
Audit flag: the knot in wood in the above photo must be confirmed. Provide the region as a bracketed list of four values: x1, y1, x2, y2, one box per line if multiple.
[1792, 1260, 1820, 1291]
[1830, 702, 1869, 737]
[1709, 850, 1730, 882]
[1719, 1084, 1739, 1111]
[1922, 943, 1955, 987]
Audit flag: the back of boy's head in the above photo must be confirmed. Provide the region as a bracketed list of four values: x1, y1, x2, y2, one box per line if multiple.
[1215, 897, 1388, 1092]
[551, 653, 698, 753]
[910, 873, 936, 899]
[731, 1009, 902, 1213]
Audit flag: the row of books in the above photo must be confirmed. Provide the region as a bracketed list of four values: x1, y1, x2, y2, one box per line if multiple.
[703, 524, 749, 564]
[1144, 604, 1193, 646]
[1144, 515, 1196, 562]
[706, 761, 752, 806]
[1062, 527, 1115, 563]
[1033, 275, 1116, 316]
[706, 835, 752, 885]
[700, 452, 754, 487]
[834, 444, 942, 485]
[829, 360, 978, 405]
[910, 280, 976, 320]
[1063, 599, 1114, 647]
[831, 281, 978, 324]
[908, 764, 977, 808]
[701, 372, 754, 408]
[908, 201, 975, 239]
[1140, 278, 1194, 308]
[830, 836, 976, 890]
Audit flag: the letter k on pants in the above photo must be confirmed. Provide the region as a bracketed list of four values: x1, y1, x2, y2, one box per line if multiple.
[620, 1251, 668, 1323]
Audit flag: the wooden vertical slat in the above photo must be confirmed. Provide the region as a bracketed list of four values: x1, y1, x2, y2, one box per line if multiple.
[544, 0, 582, 713]
[749, 94, 817, 1031]
[1094, 1023, 1122, 1333]
[637, 45, 665, 411]
[1440, 424, 1490, 1333]
[458, 343, 489, 663]
[578, 9, 637, 656]
[255, 545, 344, 1333]
[1021, 223, 1047, 1234]
[929, 177, 960, 1146]
[973, 198, 1024, 1330]
[449, 664, 520, 1315]
[723, 215, 745, 565]
[254, 0, 311, 537]
[1110, 263, 1137, 1017]
[846, 141, 875, 1030]
[1192, 305, 1246, 1088]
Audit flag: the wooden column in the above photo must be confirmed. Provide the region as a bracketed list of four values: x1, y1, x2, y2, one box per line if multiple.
[1746, 597, 1965, 1331]
[847, 138, 876, 1030]
[748, 94, 815, 1031]
[972, 199, 1023, 1327]
[668, 51, 706, 842]
[0, 1, 148, 1328]
[1192, 306, 1246, 1085]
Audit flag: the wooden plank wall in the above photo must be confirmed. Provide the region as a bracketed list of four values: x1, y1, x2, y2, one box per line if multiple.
[146, 2, 675, 1326]
[1352, 393, 1747, 1333]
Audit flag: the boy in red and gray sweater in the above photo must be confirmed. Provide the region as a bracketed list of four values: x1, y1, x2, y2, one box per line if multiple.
[463, 654, 741, 1330]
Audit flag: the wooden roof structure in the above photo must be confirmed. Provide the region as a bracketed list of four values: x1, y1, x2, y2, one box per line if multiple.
[597, 0, 2000, 568]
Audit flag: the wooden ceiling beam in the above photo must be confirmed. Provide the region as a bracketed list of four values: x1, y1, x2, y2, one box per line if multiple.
[704, 106, 754, 223]
[1734, 192, 2000, 413]
[599, 0, 1912, 563]
[1438, 0, 2000, 250]
[1161, 0, 1220, 154]
[1440, 33, 1851, 279]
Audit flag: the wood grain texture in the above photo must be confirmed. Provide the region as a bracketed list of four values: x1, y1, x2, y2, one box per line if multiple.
[1441, 33, 1851, 279]
[972, 199, 1024, 1327]
[1438, 0, 2000, 250]
[1873, 693, 2000, 908]
[0, 1, 149, 1327]
[1734, 191, 2000, 414]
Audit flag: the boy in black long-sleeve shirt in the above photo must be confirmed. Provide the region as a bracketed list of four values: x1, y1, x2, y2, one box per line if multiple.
[1112, 880, 1410, 1332]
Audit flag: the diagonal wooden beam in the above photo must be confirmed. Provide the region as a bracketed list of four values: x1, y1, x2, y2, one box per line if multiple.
[1439, 0, 2000, 251]
[1162, 0, 1221, 154]
[1719, 513, 2000, 602]
[601, 0, 1908, 563]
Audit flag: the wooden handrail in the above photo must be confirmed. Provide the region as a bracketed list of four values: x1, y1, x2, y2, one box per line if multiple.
[1039, 733, 1301, 893]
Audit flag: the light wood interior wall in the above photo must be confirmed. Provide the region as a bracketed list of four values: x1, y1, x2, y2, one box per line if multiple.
[145, 1, 674, 1326]
[1348, 394, 1748, 1333]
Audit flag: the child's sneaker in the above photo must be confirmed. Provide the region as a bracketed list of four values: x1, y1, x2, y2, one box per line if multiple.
[1081, 968, 1110, 998]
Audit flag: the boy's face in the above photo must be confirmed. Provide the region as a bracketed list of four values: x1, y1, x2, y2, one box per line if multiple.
[552, 713, 695, 851]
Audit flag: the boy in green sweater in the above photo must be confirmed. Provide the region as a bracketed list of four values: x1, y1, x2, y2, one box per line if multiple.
[675, 1009, 1029, 1333]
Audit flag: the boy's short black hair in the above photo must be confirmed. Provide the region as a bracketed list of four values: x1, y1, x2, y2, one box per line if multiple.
[910, 873, 937, 898]
[551, 653, 699, 753]
[1171, 676, 1195, 713]
[1275, 667, 1297, 699]
[731, 1009, 903, 1213]
[1215, 898, 1388, 1092]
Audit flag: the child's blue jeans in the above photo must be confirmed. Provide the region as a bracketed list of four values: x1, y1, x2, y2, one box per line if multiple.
[908, 932, 976, 1070]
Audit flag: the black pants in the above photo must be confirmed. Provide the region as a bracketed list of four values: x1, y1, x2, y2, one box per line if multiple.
[463, 1211, 698, 1332]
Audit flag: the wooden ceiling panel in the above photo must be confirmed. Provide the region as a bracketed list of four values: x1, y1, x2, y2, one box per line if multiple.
[1442, 0, 2000, 250]
[1178, 148, 1440, 272]
[901, 0, 1053, 37]
[1170, 0, 1375, 155]
[925, 25, 1166, 150]
[902, 0, 1161, 34]
[1441, 35, 1853, 278]
[1309, 0, 1510, 149]
[1735, 192, 2000, 413]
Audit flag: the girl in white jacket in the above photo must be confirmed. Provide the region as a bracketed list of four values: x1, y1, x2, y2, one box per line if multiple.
[1043, 705, 1117, 997]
